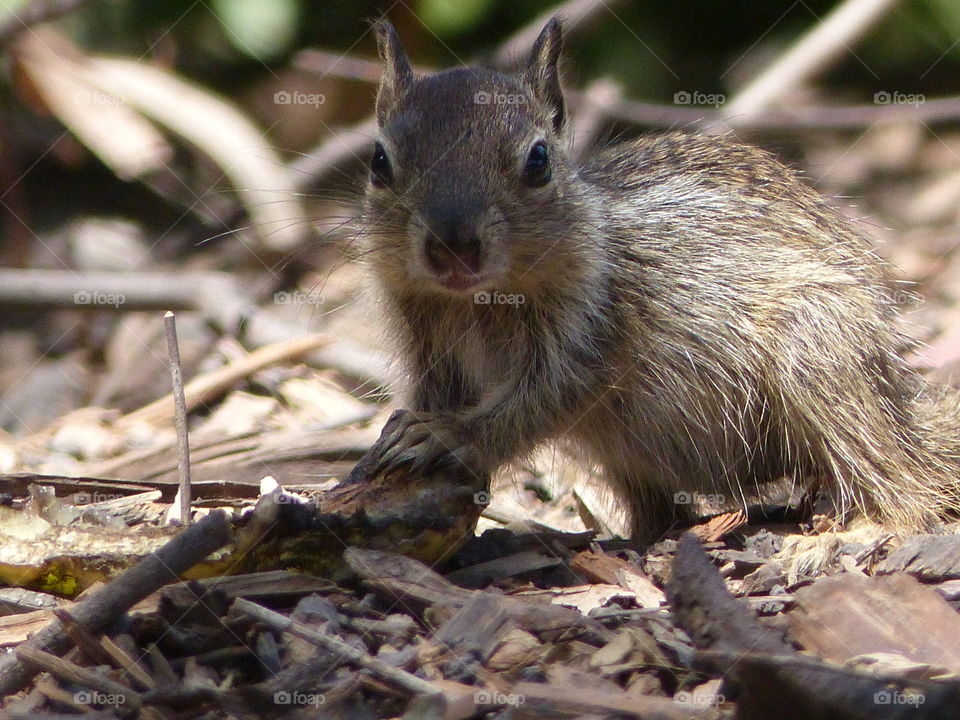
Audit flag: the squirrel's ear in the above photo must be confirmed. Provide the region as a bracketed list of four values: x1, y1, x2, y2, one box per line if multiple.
[373, 18, 413, 125]
[526, 17, 565, 135]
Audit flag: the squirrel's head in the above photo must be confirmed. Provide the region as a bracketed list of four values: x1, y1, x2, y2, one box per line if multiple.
[365, 18, 588, 298]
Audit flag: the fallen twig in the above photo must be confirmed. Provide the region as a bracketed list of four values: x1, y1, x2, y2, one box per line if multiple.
[0, 268, 233, 311]
[232, 597, 442, 697]
[0, 267, 389, 386]
[0, 510, 232, 696]
[721, 0, 904, 120]
[293, 45, 960, 151]
[289, 115, 377, 187]
[116, 333, 331, 429]
[16, 646, 144, 711]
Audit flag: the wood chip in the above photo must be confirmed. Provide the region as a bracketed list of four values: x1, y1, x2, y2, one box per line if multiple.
[570, 548, 665, 608]
[788, 573, 960, 674]
[876, 533, 960, 580]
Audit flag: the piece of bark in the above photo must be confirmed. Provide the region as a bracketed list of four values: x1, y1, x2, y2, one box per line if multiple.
[453, 530, 597, 575]
[570, 547, 665, 608]
[430, 591, 515, 662]
[51, 607, 115, 667]
[486, 627, 541, 671]
[3, 416, 484, 594]
[788, 573, 960, 673]
[0, 608, 64, 647]
[523, 583, 644, 615]
[99, 634, 155, 690]
[229, 407, 490, 577]
[238, 462, 488, 580]
[346, 613, 418, 649]
[16, 645, 143, 711]
[345, 548, 607, 639]
[33, 675, 110, 715]
[0, 506, 189, 596]
[698, 649, 960, 720]
[149, 570, 337, 612]
[0, 474, 153, 501]
[846, 652, 952, 682]
[401, 678, 498, 720]
[669, 533, 960, 720]
[505, 681, 715, 719]
[590, 626, 672, 675]
[0, 510, 231, 696]
[145, 643, 178, 687]
[0, 588, 62, 615]
[345, 547, 473, 611]
[876, 534, 960, 580]
[443, 549, 561, 587]
[739, 562, 787, 596]
[81, 425, 375, 492]
[689, 510, 748, 542]
[667, 533, 794, 666]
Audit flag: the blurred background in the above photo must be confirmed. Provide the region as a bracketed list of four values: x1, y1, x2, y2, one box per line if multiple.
[2, 0, 960, 532]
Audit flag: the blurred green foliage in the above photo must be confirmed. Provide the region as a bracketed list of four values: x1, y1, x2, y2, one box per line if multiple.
[4, 0, 960, 136]
[418, 0, 496, 35]
[28, 0, 960, 102]
[2, 0, 956, 250]
[210, 0, 300, 61]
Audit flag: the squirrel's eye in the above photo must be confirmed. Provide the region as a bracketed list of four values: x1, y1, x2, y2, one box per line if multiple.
[371, 142, 393, 188]
[523, 141, 551, 187]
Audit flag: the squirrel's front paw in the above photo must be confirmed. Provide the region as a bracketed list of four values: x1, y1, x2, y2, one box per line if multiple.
[372, 409, 480, 478]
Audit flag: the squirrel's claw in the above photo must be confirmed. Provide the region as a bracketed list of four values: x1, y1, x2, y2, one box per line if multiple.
[371, 409, 480, 478]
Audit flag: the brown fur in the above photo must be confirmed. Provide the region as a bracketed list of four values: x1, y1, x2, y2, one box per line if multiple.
[360, 17, 960, 543]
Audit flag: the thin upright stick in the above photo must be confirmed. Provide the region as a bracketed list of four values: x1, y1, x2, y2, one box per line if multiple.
[164, 311, 191, 525]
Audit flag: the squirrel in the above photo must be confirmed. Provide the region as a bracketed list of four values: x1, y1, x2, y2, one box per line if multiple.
[360, 17, 960, 543]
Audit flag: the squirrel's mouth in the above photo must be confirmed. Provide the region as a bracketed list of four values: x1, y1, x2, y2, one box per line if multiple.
[435, 269, 484, 293]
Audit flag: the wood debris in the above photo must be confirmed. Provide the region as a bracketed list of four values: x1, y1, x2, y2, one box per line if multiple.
[2, 2, 960, 718]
